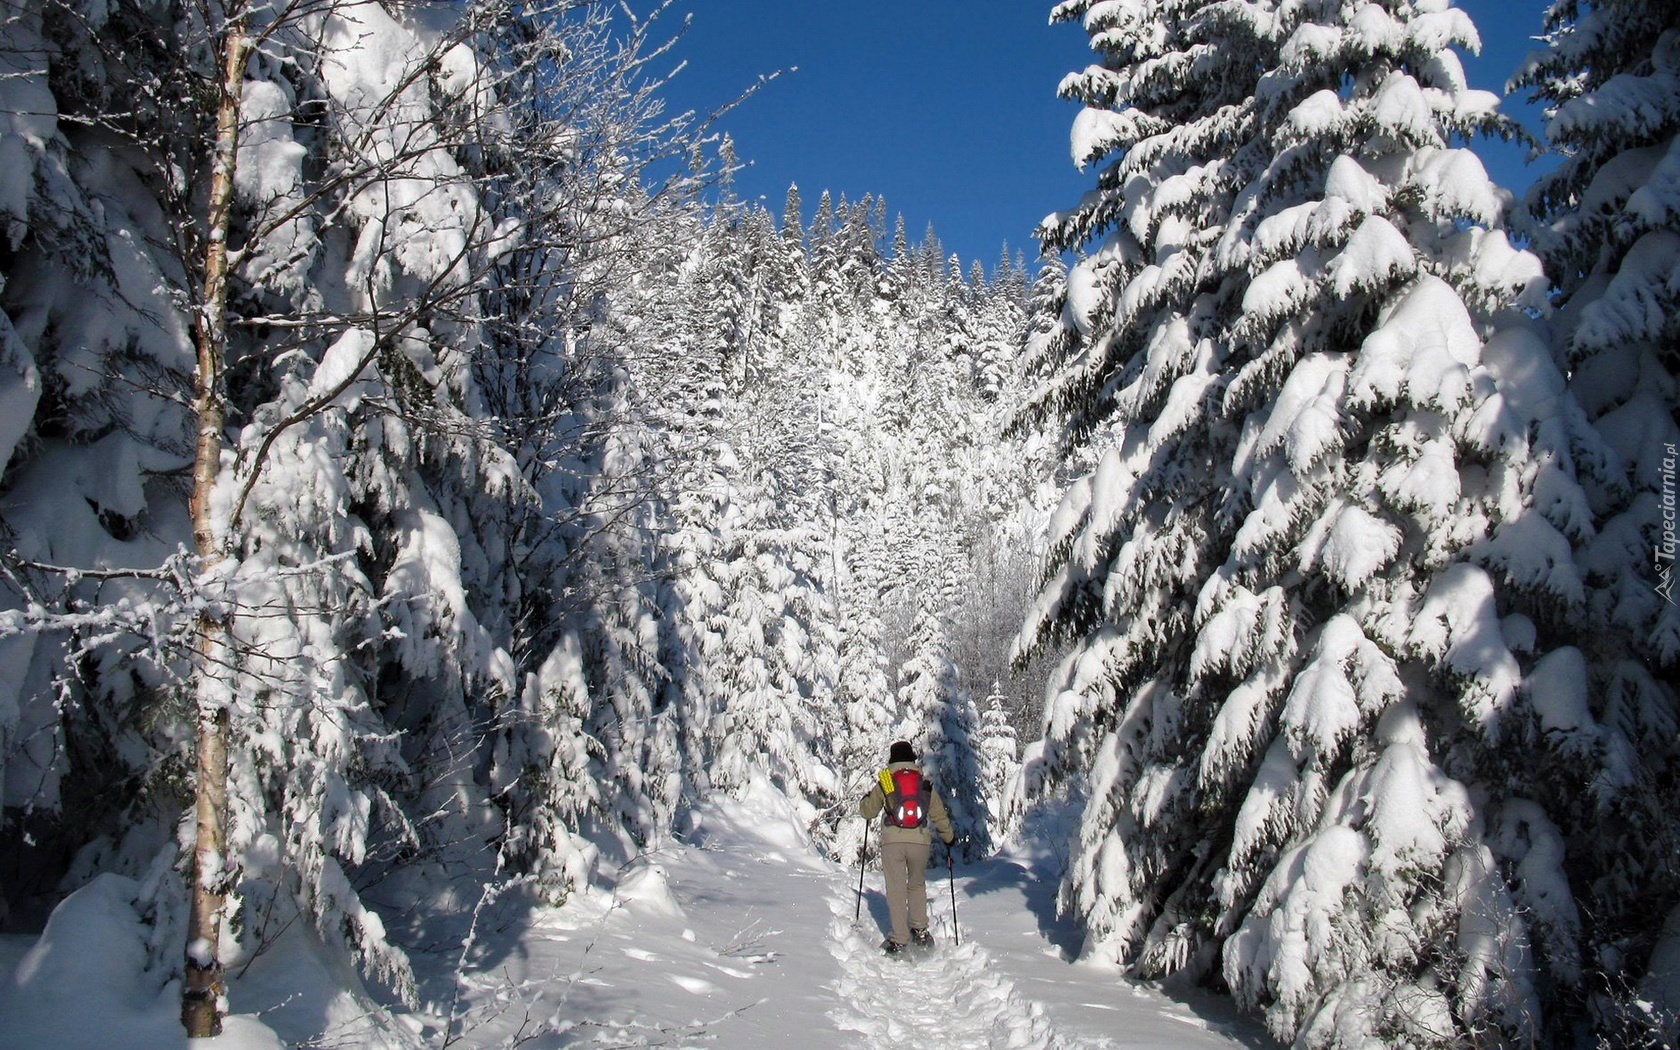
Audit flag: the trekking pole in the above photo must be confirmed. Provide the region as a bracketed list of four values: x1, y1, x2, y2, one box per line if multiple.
[854, 818, 870, 923]
[948, 840, 960, 947]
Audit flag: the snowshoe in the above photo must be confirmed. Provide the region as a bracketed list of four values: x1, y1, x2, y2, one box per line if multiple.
[910, 928, 934, 949]
[881, 938, 906, 956]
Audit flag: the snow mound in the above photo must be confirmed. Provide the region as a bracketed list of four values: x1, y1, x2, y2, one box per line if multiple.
[0, 874, 284, 1050]
[614, 861, 686, 918]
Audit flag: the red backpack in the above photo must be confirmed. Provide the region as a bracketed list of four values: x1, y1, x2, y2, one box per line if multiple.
[879, 767, 932, 829]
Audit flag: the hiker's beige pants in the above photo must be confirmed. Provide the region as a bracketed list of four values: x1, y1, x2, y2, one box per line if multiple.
[880, 839, 931, 945]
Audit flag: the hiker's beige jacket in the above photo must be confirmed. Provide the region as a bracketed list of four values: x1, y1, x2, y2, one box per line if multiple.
[860, 761, 956, 846]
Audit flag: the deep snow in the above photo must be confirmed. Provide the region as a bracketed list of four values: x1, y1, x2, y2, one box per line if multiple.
[0, 781, 1270, 1048]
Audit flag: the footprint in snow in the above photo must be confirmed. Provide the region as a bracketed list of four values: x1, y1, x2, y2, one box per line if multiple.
[703, 961, 758, 979]
[668, 974, 720, 996]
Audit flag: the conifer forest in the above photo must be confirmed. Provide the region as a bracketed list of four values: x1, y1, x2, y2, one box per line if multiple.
[0, 0, 1677, 1047]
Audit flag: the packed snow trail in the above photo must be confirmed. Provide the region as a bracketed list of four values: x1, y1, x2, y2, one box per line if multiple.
[828, 891, 1067, 1049]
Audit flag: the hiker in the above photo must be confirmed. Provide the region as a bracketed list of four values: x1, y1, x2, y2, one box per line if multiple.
[860, 740, 955, 954]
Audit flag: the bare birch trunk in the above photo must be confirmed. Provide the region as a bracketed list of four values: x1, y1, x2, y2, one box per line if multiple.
[181, 4, 249, 1037]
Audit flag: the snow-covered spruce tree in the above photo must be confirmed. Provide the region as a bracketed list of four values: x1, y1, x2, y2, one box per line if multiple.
[1020, 252, 1071, 394]
[929, 685, 990, 861]
[657, 366, 734, 806]
[1019, 0, 1598, 1043]
[833, 598, 896, 780]
[808, 189, 840, 305]
[828, 597, 897, 857]
[1512, 2, 1680, 1034]
[978, 690, 1020, 829]
[777, 184, 812, 307]
[944, 270, 1057, 732]
[836, 194, 886, 304]
[776, 518, 846, 820]
[975, 260, 1025, 401]
[573, 390, 685, 844]
[0, 0, 200, 927]
[898, 600, 990, 856]
[704, 445, 843, 814]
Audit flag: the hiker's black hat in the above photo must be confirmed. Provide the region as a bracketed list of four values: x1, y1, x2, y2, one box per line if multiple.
[888, 740, 917, 763]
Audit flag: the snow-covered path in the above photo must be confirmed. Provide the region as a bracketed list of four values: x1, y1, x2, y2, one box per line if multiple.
[416, 783, 1269, 1049]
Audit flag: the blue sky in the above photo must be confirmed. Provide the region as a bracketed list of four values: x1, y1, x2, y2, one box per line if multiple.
[655, 1, 1554, 271]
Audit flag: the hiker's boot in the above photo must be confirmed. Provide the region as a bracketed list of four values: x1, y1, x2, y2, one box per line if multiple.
[910, 927, 934, 948]
[881, 938, 906, 956]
